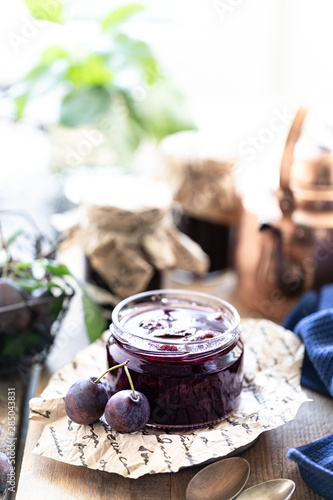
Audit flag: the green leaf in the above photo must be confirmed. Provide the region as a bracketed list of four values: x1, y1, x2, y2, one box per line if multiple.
[15, 262, 31, 270]
[40, 260, 105, 343]
[80, 288, 106, 343]
[134, 83, 196, 141]
[1, 331, 44, 357]
[48, 296, 64, 322]
[1, 335, 26, 356]
[13, 276, 44, 293]
[41, 45, 69, 64]
[14, 94, 29, 120]
[27, 60, 68, 93]
[101, 91, 144, 165]
[8, 259, 70, 293]
[13, 58, 68, 118]
[24, 0, 63, 24]
[102, 4, 145, 32]
[43, 261, 71, 276]
[110, 33, 157, 75]
[67, 54, 113, 87]
[60, 87, 111, 127]
[7, 229, 24, 246]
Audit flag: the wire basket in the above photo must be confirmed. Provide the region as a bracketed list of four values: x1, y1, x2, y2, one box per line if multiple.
[0, 281, 74, 374]
[0, 211, 74, 374]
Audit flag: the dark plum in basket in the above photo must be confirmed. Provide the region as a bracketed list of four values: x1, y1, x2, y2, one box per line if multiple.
[0, 452, 11, 492]
[65, 377, 109, 425]
[0, 278, 30, 335]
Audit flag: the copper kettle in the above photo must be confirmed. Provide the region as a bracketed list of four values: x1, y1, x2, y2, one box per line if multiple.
[236, 107, 333, 320]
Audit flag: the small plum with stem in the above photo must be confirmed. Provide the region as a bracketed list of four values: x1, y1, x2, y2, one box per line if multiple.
[64, 361, 129, 425]
[104, 364, 150, 433]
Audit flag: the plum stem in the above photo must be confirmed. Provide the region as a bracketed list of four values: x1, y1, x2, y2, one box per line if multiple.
[93, 359, 129, 384]
[124, 364, 137, 400]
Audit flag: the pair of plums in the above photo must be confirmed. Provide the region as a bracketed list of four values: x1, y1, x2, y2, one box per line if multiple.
[65, 362, 150, 433]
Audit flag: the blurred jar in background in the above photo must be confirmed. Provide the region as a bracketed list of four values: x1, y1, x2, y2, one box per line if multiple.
[159, 131, 242, 295]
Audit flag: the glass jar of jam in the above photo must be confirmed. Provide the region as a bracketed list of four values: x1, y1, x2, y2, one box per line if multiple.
[106, 289, 243, 430]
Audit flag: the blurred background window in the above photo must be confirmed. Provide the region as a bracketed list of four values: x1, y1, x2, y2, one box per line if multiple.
[1, 0, 333, 222]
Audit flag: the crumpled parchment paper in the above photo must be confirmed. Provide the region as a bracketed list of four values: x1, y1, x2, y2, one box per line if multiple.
[29, 318, 309, 478]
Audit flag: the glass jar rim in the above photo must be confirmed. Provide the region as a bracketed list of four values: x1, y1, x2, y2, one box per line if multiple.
[110, 289, 241, 352]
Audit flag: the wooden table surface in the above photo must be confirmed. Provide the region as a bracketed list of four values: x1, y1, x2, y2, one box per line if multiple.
[14, 279, 333, 500]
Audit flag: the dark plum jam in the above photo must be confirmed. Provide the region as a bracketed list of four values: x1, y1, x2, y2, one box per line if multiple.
[106, 290, 243, 430]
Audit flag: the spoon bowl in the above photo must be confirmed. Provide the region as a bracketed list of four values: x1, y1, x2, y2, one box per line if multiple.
[185, 457, 250, 500]
[236, 479, 296, 499]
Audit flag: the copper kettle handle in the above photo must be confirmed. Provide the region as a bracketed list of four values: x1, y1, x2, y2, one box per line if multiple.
[278, 107, 308, 215]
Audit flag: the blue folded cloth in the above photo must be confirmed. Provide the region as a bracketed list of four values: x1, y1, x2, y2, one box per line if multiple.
[282, 285, 333, 398]
[286, 433, 333, 500]
[282, 290, 319, 331]
[283, 285, 333, 498]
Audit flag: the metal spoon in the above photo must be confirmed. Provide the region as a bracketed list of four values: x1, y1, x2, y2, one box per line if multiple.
[185, 457, 250, 500]
[236, 479, 296, 499]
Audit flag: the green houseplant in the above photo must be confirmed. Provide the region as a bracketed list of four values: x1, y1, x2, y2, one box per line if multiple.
[12, 1, 194, 167]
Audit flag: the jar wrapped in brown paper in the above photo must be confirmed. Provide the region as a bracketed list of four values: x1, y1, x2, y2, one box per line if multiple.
[160, 131, 242, 272]
[54, 175, 209, 305]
